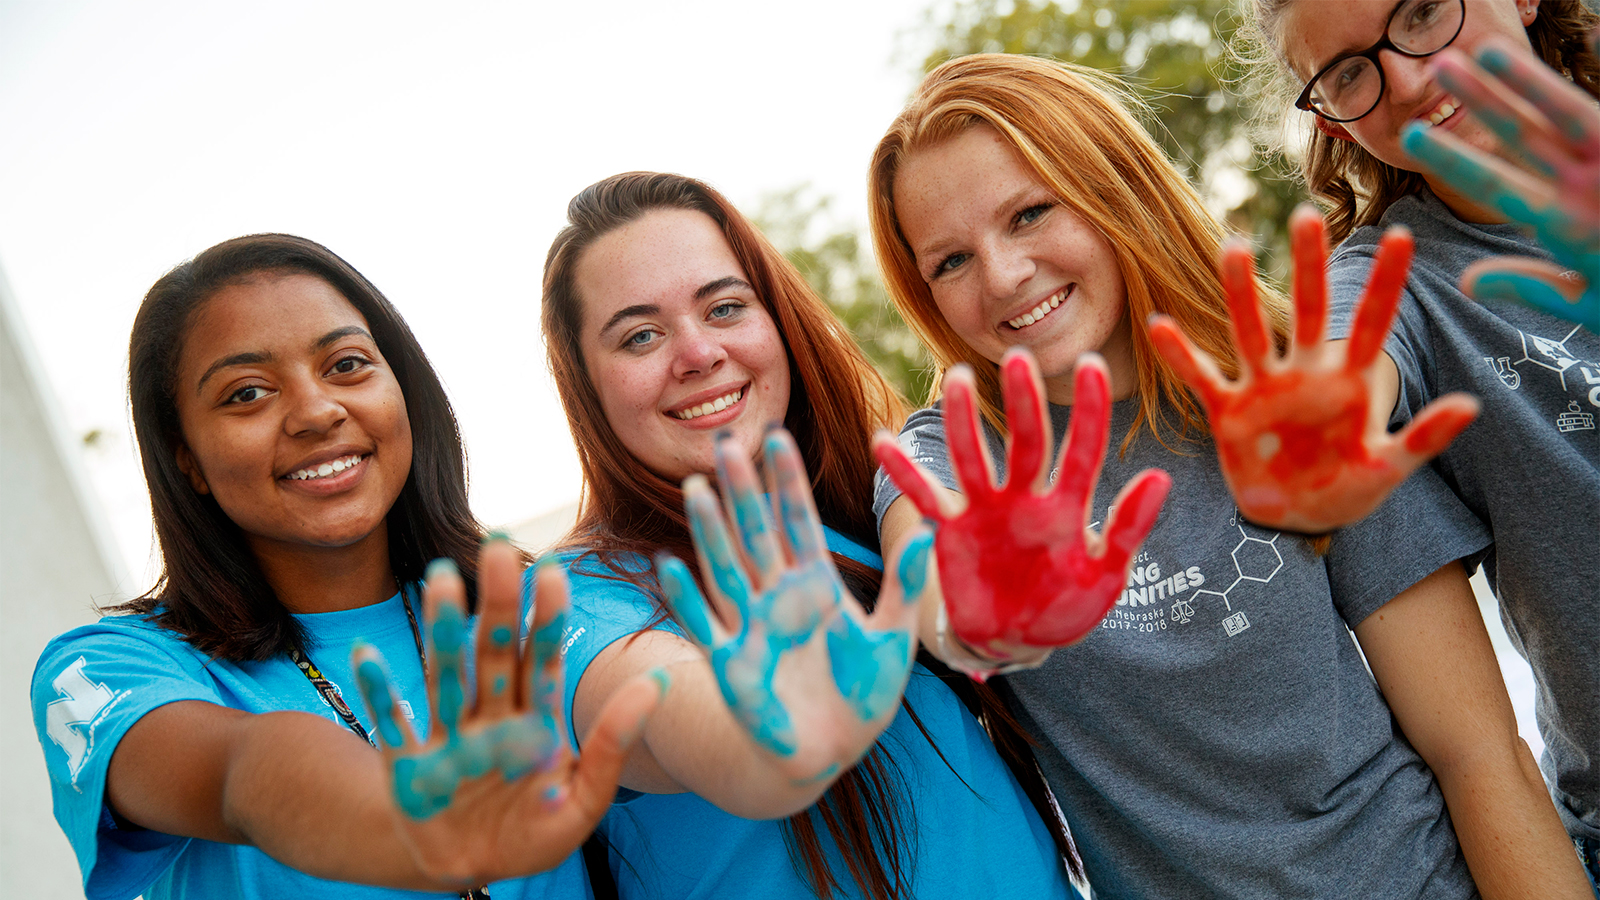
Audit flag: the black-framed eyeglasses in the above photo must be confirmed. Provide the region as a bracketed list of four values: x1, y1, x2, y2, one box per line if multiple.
[1295, 0, 1465, 123]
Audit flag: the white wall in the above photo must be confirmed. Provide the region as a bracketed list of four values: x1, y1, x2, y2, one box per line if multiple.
[1, 260, 130, 897]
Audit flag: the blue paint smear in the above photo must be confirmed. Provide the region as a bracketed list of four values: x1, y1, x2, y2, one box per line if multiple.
[827, 614, 912, 724]
[355, 656, 405, 748]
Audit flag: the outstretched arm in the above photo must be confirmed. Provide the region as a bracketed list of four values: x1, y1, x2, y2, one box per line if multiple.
[1148, 207, 1480, 533]
[1353, 562, 1590, 899]
[1403, 33, 1599, 330]
[103, 540, 662, 891]
[875, 350, 1170, 679]
[573, 428, 930, 819]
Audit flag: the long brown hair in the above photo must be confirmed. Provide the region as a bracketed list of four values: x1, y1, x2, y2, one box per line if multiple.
[869, 54, 1290, 454]
[1237, 0, 1600, 242]
[543, 171, 916, 898]
[117, 234, 491, 661]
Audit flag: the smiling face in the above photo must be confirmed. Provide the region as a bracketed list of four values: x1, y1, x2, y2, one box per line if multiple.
[574, 208, 792, 482]
[892, 124, 1135, 402]
[172, 272, 413, 562]
[1278, 0, 1539, 214]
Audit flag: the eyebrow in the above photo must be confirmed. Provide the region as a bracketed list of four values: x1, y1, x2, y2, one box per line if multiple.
[596, 276, 755, 338]
[913, 184, 1041, 263]
[194, 326, 375, 394]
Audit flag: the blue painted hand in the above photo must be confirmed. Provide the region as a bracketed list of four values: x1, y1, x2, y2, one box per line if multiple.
[657, 428, 930, 785]
[350, 539, 665, 885]
[1403, 34, 1599, 330]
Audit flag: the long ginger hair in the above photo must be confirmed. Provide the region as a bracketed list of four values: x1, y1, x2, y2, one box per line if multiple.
[870, 54, 1290, 453]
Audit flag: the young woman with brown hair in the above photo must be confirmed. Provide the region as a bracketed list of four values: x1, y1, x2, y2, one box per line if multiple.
[540, 170, 1080, 899]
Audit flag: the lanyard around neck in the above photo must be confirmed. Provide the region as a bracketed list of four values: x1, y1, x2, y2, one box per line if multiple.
[286, 587, 491, 900]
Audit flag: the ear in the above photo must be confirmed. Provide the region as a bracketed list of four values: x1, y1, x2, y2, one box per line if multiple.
[175, 444, 211, 495]
[1516, 0, 1539, 26]
[1314, 116, 1357, 143]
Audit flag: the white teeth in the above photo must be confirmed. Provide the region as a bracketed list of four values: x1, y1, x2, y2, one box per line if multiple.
[288, 454, 364, 481]
[672, 388, 743, 421]
[1425, 98, 1459, 127]
[1008, 289, 1066, 330]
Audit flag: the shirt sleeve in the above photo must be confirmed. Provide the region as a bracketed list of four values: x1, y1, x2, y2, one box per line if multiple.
[31, 623, 220, 900]
[872, 405, 959, 529]
[1326, 239, 1435, 428]
[553, 554, 686, 752]
[1324, 462, 1491, 628]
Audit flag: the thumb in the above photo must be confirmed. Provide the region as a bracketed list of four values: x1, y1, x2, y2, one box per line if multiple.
[1464, 257, 1596, 328]
[566, 669, 669, 821]
[869, 525, 934, 630]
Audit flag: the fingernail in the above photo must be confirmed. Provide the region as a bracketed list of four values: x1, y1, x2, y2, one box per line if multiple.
[482, 530, 512, 545]
[715, 428, 734, 442]
[426, 557, 459, 580]
[1478, 45, 1511, 74]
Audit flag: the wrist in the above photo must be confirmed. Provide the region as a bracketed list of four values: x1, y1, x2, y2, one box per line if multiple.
[931, 600, 1051, 681]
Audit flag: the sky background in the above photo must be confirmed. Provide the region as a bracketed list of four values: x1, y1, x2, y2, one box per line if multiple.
[0, 0, 936, 587]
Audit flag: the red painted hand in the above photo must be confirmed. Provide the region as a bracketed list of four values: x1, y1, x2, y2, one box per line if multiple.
[1149, 207, 1480, 534]
[874, 350, 1171, 661]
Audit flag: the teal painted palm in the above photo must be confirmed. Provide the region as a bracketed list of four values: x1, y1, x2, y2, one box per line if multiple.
[1404, 36, 1599, 330]
[657, 429, 931, 786]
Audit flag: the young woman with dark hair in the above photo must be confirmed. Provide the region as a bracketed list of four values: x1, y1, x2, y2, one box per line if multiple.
[540, 170, 1080, 899]
[31, 233, 658, 899]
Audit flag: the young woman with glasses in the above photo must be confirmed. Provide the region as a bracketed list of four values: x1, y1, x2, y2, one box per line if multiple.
[1228, 0, 1600, 889]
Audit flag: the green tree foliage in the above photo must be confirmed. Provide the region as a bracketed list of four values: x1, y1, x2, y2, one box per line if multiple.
[916, 0, 1306, 277]
[755, 187, 935, 404]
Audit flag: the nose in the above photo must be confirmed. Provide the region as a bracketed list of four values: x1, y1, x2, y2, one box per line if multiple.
[671, 324, 728, 380]
[1379, 47, 1434, 105]
[283, 377, 348, 436]
[981, 239, 1036, 306]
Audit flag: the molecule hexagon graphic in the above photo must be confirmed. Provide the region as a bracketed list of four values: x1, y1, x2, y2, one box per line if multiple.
[1169, 518, 1285, 635]
[1231, 537, 1283, 584]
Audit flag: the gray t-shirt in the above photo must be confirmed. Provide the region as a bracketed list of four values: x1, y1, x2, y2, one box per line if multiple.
[1328, 191, 1600, 843]
[873, 397, 1489, 900]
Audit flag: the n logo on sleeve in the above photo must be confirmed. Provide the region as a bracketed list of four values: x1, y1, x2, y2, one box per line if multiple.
[45, 657, 115, 784]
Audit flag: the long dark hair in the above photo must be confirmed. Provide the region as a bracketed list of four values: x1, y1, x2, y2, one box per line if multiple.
[544, 172, 1079, 897]
[115, 234, 488, 661]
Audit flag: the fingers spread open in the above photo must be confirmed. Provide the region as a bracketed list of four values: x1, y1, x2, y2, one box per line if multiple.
[1346, 227, 1413, 370]
[715, 433, 781, 577]
[943, 366, 1000, 501]
[1000, 349, 1051, 493]
[1289, 205, 1330, 352]
[1147, 314, 1226, 408]
[1052, 354, 1113, 517]
[873, 431, 952, 522]
[353, 644, 417, 751]
[1219, 239, 1273, 371]
[765, 429, 828, 566]
[1401, 123, 1554, 219]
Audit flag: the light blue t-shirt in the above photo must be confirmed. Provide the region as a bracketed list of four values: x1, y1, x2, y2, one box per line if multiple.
[31, 589, 591, 900]
[557, 527, 1077, 900]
